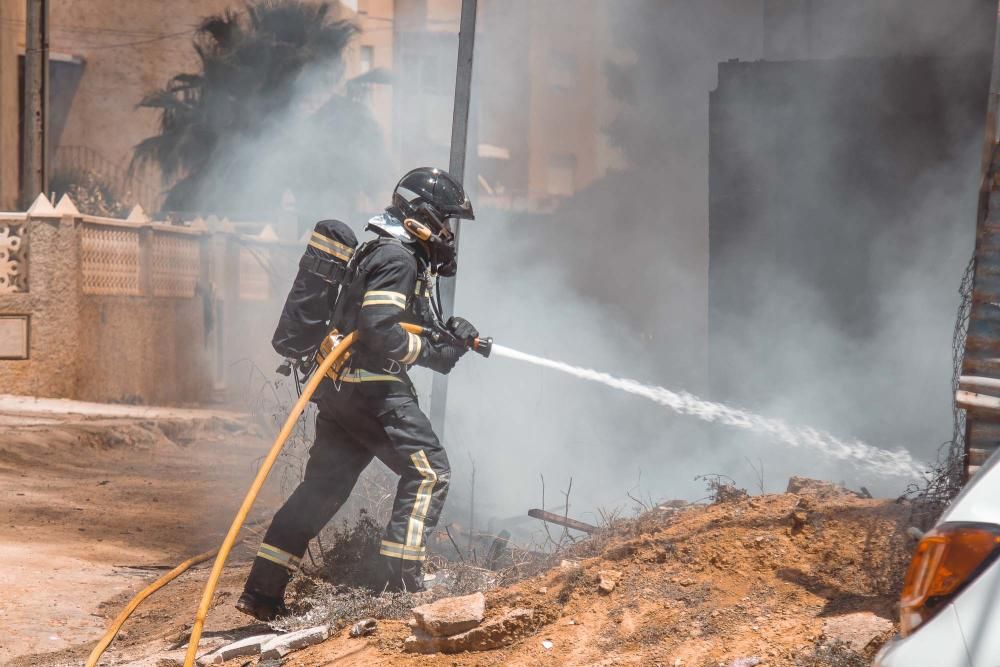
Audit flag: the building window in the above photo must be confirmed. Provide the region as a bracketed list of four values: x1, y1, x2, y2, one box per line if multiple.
[547, 154, 576, 196]
[360, 45, 374, 74]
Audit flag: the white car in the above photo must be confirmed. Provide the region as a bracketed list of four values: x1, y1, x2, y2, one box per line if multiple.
[875, 451, 1000, 667]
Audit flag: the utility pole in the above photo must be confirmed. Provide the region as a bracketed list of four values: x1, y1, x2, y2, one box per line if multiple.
[21, 0, 49, 209]
[430, 0, 477, 439]
[0, 2, 22, 210]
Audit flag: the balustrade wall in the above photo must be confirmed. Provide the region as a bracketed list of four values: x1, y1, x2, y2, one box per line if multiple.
[0, 194, 296, 404]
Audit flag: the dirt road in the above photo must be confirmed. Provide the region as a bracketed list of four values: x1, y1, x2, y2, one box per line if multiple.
[0, 406, 278, 665]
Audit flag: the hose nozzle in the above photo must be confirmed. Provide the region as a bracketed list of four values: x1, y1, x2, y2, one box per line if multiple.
[405, 322, 492, 358]
[471, 336, 493, 358]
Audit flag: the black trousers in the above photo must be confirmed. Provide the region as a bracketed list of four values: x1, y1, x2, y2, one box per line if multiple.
[244, 379, 450, 596]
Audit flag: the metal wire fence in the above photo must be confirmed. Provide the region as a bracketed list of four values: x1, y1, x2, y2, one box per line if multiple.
[901, 254, 974, 529]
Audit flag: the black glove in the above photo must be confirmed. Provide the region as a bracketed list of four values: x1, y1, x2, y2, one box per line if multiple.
[417, 338, 467, 374]
[446, 316, 479, 345]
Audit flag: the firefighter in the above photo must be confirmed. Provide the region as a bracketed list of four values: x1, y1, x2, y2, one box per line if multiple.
[236, 167, 478, 622]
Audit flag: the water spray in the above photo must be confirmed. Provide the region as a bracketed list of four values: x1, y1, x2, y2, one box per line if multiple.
[490, 344, 926, 479]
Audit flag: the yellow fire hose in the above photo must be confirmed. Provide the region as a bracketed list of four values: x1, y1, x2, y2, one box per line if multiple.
[85, 545, 223, 667]
[89, 322, 486, 666]
[85, 329, 363, 666]
[180, 328, 366, 666]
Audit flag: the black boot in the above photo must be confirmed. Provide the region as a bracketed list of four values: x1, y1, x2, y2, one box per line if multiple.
[236, 589, 289, 623]
[381, 555, 425, 593]
[238, 557, 293, 621]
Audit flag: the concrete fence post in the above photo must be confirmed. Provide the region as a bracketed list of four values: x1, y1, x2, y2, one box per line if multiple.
[26, 194, 79, 397]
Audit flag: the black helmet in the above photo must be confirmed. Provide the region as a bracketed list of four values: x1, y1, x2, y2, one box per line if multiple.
[391, 167, 474, 276]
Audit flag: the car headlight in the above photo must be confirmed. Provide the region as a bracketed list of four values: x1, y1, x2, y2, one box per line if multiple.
[900, 522, 1000, 636]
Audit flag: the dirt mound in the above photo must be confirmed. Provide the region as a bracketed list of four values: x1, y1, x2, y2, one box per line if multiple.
[283, 490, 912, 666]
[10, 470, 912, 666]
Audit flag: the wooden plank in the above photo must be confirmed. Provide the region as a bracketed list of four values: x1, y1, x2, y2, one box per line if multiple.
[959, 375, 1000, 394]
[527, 508, 598, 534]
[956, 389, 1000, 415]
[968, 447, 998, 466]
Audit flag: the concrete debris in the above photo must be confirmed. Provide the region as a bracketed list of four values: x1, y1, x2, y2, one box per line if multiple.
[412, 591, 486, 637]
[542, 639, 554, 649]
[729, 658, 762, 667]
[402, 629, 441, 654]
[404, 608, 539, 654]
[259, 626, 331, 659]
[786, 476, 859, 498]
[196, 633, 277, 665]
[597, 569, 623, 594]
[178, 636, 227, 652]
[822, 612, 894, 653]
[349, 617, 378, 638]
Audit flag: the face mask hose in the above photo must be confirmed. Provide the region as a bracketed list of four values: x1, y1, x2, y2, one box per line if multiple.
[425, 279, 491, 357]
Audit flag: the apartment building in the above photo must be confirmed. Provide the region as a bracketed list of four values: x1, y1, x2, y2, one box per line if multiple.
[0, 0, 620, 214]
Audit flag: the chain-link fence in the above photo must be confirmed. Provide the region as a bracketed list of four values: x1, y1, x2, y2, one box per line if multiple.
[902, 254, 974, 529]
[949, 255, 975, 481]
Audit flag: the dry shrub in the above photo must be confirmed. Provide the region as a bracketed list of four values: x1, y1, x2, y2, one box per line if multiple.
[277, 578, 417, 633]
[310, 510, 385, 590]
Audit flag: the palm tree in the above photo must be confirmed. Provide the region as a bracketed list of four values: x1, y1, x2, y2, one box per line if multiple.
[133, 0, 388, 216]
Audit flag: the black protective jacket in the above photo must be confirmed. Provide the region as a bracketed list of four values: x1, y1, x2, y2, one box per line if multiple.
[330, 237, 438, 384]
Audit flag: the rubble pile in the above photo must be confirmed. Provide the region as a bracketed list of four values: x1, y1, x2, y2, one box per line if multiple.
[402, 592, 550, 654]
[278, 478, 912, 666]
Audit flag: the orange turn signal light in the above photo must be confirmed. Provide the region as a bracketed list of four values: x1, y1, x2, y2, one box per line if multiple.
[899, 522, 1000, 636]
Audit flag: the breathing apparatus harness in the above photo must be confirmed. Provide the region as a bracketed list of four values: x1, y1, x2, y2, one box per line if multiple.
[277, 232, 490, 395]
